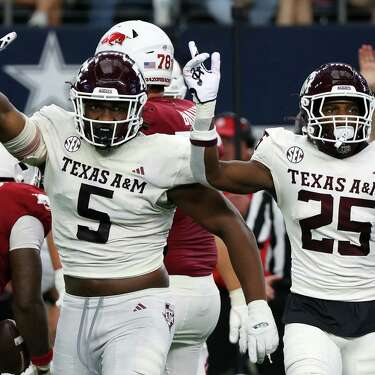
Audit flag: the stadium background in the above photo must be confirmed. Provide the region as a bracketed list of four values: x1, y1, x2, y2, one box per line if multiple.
[0, 5, 374, 132]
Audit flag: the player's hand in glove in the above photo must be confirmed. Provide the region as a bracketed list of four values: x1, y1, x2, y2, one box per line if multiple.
[183, 41, 221, 104]
[54, 267, 65, 307]
[246, 300, 279, 364]
[24, 363, 52, 375]
[36, 364, 52, 375]
[0, 32, 17, 52]
[229, 288, 248, 353]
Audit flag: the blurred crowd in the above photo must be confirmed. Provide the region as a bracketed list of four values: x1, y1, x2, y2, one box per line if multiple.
[6, 0, 375, 27]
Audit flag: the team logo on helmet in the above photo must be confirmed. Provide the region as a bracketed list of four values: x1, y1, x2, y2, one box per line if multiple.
[64, 136, 81, 152]
[286, 146, 304, 163]
[100, 30, 138, 46]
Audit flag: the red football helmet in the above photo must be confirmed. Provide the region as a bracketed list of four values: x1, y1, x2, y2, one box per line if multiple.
[300, 63, 375, 158]
[70, 52, 147, 148]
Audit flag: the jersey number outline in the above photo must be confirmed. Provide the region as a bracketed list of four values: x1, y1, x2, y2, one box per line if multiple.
[77, 183, 114, 244]
[298, 189, 375, 256]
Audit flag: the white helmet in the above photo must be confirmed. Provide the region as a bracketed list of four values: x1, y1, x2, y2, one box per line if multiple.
[164, 60, 187, 99]
[95, 20, 174, 87]
[0, 145, 41, 186]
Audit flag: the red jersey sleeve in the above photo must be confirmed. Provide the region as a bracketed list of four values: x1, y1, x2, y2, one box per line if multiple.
[0, 182, 51, 292]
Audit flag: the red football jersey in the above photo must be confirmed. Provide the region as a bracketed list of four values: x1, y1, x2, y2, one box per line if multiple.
[143, 97, 217, 276]
[0, 182, 51, 292]
[143, 97, 196, 134]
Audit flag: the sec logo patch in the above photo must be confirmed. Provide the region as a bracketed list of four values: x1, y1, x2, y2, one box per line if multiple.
[286, 146, 304, 163]
[64, 136, 81, 152]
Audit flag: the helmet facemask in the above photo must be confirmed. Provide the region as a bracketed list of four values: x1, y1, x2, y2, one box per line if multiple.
[301, 87, 375, 158]
[70, 52, 148, 149]
[71, 87, 147, 148]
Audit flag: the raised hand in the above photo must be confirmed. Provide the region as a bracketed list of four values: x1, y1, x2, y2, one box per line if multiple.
[183, 41, 221, 104]
[359, 44, 375, 91]
[0, 32, 17, 52]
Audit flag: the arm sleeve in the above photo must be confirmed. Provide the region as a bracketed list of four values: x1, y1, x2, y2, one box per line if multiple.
[9, 215, 45, 251]
[3, 116, 47, 166]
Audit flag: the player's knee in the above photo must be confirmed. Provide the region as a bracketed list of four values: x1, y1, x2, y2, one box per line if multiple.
[285, 357, 330, 375]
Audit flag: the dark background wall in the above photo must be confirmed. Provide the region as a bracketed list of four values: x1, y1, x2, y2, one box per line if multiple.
[1, 25, 375, 126]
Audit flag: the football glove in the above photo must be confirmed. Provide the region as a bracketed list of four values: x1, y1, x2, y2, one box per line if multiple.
[246, 300, 279, 364]
[229, 288, 248, 353]
[54, 268, 65, 307]
[183, 41, 221, 104]
[0, 32, 17, 52]
[23, 363, 51, 375]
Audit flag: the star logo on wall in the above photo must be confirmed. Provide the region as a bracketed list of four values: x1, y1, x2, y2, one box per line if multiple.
[3, 32, 80, 115]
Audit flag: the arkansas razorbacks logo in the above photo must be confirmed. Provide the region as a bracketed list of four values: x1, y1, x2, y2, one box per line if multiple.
[101, 32, 127, 46]
[101, 30, 139, 46]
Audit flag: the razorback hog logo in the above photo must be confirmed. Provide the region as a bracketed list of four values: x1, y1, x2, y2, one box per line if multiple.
[101, 32, 128, 46]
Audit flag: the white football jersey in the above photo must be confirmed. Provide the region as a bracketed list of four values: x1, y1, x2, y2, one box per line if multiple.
[252, 127, 375, 302]
[27, 105, 195, 278]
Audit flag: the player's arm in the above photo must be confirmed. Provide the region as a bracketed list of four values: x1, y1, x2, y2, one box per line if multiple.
[46, 232, 65, 307]
[199, 144, 273, 193]
[0, 91, 47, 165]
[215, 236, 242, 291]
[9, 216, 52, 371]
[183, 42, 273, 194]
[0, 92, 26, 142]
[168, 184, 265, 302]
[168, 183, 279, 363]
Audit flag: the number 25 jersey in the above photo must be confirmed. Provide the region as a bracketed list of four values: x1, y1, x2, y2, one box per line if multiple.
[27, 105, 195, 279]
[252, 127, 375, 302]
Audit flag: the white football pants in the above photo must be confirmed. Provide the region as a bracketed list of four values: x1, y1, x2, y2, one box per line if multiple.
[284, 323, 375, 375]
[165, 275, 220, 375]
[53, 288, 175, 375]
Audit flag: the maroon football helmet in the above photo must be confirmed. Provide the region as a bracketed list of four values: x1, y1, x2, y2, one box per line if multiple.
[299, 63, 375, 158]
[70, 52, 147, 148]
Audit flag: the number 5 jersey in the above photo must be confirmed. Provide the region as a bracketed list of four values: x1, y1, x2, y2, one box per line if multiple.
[24, 105, 195, 279]
[252, 127, 375, 302]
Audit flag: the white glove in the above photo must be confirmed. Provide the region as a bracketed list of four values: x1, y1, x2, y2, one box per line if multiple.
[246, 300, 279, 364]
[229, 288, 248, 353]
[23, 363, 51, 375]
[0, 32, 17, 52]
[183, 41, 221, 104]
[54, 267, 65, 307]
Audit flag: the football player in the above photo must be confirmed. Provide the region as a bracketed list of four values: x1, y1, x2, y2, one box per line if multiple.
[0, 50, 277, 374]
[95, 20, 270, 375]
[0, 146, 52, 375]
[186, 41, 375, 374]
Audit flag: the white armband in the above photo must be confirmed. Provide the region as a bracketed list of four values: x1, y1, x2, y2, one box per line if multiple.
[190, 101, 217, 186]
[190, 101, 218, 144]
[195, 101, 216, 122]
[229, 288, 246, 306]
[190, 128, 218, 142]
[3, 117, 47, 166]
